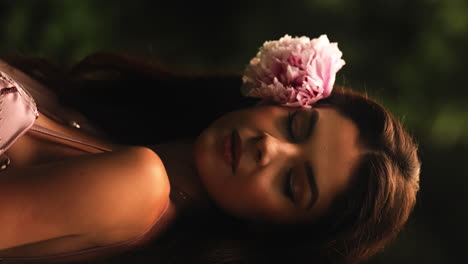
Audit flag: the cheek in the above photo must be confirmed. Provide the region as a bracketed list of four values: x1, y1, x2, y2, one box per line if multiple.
[194, 132, 227, 198]
[214, 171, 285, 221]
[209, 109, 250, 129]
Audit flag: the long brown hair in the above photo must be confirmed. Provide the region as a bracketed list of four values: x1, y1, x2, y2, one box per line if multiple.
[1, 52, 420, 264]
[308, 88, 421, 263]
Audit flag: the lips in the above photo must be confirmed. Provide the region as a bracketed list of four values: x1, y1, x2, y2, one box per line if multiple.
[222, 130, 242, 173]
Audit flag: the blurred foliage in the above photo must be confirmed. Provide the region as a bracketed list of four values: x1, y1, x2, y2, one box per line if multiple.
[0, 0, 467, 263]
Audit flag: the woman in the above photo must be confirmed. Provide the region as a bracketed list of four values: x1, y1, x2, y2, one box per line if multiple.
[0, 35, 420, 264]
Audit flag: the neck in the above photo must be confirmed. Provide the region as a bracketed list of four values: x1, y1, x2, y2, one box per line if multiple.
[148, 139, 214, 214]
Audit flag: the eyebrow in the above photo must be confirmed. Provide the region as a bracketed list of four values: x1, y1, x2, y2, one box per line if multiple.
[304, 109, 320, 210]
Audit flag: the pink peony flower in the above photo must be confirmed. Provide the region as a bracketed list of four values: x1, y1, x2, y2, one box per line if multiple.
[241, 34, 346, 108]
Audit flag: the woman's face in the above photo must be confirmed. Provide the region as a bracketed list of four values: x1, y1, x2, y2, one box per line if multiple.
[194, 103, 362, 225]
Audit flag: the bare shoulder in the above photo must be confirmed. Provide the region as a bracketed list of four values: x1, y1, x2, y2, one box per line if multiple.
[87, 146, 172, 243]
[0, 146, 171, 256]
[89, 146, 172, 244]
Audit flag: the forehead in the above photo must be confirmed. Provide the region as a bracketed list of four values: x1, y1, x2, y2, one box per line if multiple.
[303, 107, 362, 219]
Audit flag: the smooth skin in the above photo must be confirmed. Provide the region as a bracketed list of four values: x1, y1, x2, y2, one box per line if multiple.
[0, 146, 170, 256]
[0, 60, 173, 259]
[194, 103, 362, 225]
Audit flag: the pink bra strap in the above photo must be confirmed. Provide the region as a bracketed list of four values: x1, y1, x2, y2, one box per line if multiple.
[30, 125, 112, 152]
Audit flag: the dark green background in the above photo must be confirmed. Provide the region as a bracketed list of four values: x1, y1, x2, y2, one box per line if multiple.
[1, 0, 466, 263]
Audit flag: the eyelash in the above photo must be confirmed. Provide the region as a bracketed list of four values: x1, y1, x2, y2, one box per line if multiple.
[285, 111, 297, 202]
[287, 111, 298, 142]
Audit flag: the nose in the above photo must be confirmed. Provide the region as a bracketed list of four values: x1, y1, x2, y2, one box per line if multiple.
[255, 133, 297, 166]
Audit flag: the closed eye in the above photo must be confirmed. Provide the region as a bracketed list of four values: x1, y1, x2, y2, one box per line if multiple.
[287, 111, 299, 142]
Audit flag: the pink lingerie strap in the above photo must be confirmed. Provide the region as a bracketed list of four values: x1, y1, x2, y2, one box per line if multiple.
[30, 124, 112, 152]
[0, 68, 111, 163]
